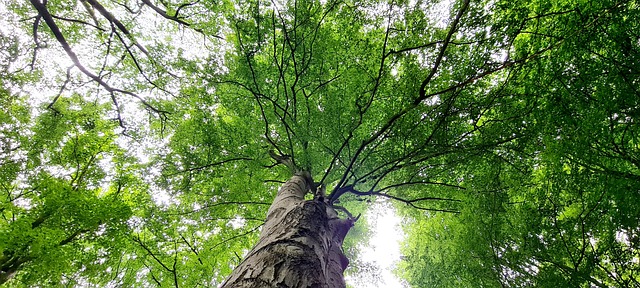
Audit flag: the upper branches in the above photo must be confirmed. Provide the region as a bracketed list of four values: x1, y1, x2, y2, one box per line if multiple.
[28, 0, 169, 129]
[323, 0, 589, 204]
[26, 0, 225, 129]
[139, 0, 223, 39]
[329, 0, 472, 198]
[226, 0, 528, 211]
[226, 0, 346, 172]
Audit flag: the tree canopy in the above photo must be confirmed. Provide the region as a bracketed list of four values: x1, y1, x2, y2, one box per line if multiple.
[1, 0, 639, 287]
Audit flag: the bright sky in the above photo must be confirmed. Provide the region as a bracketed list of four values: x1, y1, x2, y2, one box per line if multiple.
[346, 201, 406, 288]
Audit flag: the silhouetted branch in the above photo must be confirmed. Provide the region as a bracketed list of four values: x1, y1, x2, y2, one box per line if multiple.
[209, 225, 263, 251]
[418, 0, 471, 101]
[50, 14, 106, 31]
[179, 233, 203, 265]
[172, 241, 179, 288]
[329, 185, 460, 213]
[29, 0, 168, 125]
[132, 236, 174, 273]
[84, 0, 149, 55]
[330, 8, 474, 193]
[377, 181, 466, 192]
[140, 0, 223, 39]
[59, 228, 89, 246]
[47, 65, 73, 113]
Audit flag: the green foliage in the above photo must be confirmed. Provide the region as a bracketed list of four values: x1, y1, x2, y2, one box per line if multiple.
[0, 92, 137, 286]
[399, 0, 640, 286]
[1, 0, 639, 286]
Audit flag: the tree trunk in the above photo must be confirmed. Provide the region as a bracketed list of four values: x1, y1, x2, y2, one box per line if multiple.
[221, 174, 354, 288]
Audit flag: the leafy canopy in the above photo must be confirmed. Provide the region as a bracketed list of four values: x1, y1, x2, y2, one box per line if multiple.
[0, 0, 638, 287]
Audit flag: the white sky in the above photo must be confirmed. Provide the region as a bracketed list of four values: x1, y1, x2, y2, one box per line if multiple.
[346, 201, 406, 288]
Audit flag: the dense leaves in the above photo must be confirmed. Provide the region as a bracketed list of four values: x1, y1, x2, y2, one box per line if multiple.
[0, 0, 638, 286]
[400, 0, 640, 286]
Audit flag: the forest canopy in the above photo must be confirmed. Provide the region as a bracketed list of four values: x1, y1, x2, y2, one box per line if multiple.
[1, 0, 639, 287]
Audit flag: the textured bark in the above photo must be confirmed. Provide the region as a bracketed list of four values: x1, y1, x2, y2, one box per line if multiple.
[221, 174, 353, 288]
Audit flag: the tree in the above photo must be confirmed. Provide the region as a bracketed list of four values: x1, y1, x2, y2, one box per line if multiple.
[0, 0, 638, 287]
[399, 0, 640, 286]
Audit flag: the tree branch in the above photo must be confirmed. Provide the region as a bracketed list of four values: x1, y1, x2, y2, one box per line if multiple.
[29, 0, 168, 123]
[418, 0, 471, 102]
[330, 185, 460, 213]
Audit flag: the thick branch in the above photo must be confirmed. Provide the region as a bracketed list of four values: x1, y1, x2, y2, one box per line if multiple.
[83, 0, 149, 54]
[140, 0, 223, 39]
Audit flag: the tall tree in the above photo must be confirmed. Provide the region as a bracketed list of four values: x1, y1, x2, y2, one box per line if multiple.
[0, 0, 638, 286]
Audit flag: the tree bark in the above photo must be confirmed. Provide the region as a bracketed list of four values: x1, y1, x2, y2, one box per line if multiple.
[221, 173, 354, 288]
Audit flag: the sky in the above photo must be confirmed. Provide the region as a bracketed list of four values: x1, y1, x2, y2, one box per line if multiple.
[346, 202, 406, 288]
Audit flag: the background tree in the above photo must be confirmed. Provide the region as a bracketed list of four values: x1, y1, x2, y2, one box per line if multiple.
[0, 0, 638, 286]
[400, 0, 640, 286]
